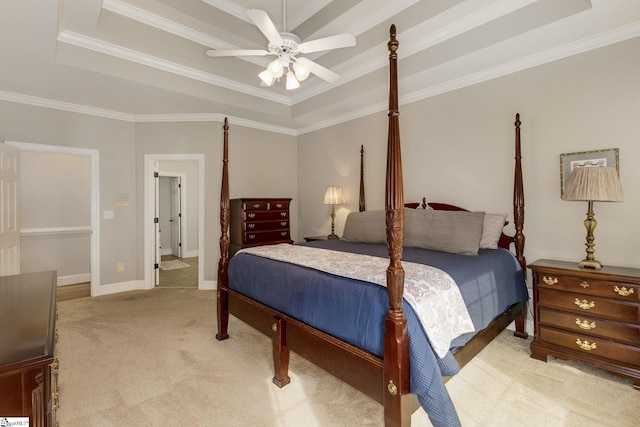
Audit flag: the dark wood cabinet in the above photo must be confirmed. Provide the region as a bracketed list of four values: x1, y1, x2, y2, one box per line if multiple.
[230, 198, 293, 256]
[529, 259, 640, 389]
[0, 270, 58, 426]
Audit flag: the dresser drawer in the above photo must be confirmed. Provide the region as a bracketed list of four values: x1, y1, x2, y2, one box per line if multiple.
[245, 220, 289, 232]
[244, 230, 291, 245]
[538, 288, 639, 322]
[245, 210, 289, 221]
[243, 201, 269, 210]
[539, 308, 640, 345]
[537, 273, 638, 301]
[539, 326, 640, 368]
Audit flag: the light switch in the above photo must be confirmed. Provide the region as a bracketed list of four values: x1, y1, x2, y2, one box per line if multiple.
[103, 210, 114, 220]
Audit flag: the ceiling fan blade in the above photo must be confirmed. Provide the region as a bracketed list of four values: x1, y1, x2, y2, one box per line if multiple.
[246, 9, 284, 46]
[297, 33, 355, 54]
[295, 57, 339, 83]
[205, 49, 269, 57]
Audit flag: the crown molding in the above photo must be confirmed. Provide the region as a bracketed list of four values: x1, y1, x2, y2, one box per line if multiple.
[0, 90, 134, 121]
[5, 23, 639, 136]
[57, 30, 291, 105]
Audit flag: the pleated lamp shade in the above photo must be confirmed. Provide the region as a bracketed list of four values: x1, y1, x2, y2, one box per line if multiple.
[563, 166, 623, 202]
[323, 186, 346, 205]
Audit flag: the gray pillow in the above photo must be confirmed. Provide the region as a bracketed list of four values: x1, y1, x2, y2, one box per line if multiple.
[403, 208, 484, 255]
[480, 213, 508, 249]
[342, 210, 386, 244]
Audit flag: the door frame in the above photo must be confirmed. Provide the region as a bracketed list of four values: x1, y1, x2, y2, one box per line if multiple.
[144, 154, 204, 289]
[5, 140, 100, 295]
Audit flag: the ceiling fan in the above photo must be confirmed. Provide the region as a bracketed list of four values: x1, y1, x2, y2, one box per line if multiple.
[205, 3, 355, 90]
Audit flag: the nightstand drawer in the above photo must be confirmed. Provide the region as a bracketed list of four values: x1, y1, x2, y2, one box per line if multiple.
[539, 308, 640, 345]
[537, 274, 639, 301]
[538, 288, 638, 322]
[539, 326, 640, 367]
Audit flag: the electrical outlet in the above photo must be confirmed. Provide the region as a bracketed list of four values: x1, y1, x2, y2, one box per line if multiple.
[117, 262, 125, 272]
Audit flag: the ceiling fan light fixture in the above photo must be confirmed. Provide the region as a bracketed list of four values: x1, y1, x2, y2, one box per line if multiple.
[286, 70, 300, 90]
[258, 69, 275, 86]
[293, 61, 309, 81]
[268, 59, 284, 78]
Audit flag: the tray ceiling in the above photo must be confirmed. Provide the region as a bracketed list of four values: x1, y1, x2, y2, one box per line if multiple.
[1, 0, 639, 134]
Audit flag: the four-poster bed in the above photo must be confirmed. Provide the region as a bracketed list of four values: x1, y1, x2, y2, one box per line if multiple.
[217, 25, 528, 427]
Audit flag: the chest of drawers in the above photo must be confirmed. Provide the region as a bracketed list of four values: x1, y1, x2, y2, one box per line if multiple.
[529, 259, 639, 389]
[230, 198, 293, 256]
[0, 270, 58, 426]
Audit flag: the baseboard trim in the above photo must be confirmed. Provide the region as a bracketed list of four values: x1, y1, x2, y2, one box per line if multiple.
[92, 280, 148, 297]
[201, 280, 216, 290]
[58, 273, 91, 287]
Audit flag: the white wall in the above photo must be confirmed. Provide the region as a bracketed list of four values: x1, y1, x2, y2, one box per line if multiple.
[297, 37, 640, 270]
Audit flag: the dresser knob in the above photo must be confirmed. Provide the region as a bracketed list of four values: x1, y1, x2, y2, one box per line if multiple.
[281, 222, 287, 226]
[576, 338, 597, 351]
[248, 234, 256, 240]
[542, 276, 558, 286]
[253, 204, 260, 208]
[613, 285, 634, 297]
[280, 212, 287, 217]
[248, 224, 255, 229]
[574, 298, 595, 310]
[248, 213, 255, 218]
[281, 232, 287, 236]
[580, 281, 590, 288]
[575, 318, 596, 330]
[276, 203, 283, 208]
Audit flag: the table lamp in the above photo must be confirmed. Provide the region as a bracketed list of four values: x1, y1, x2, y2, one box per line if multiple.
[563, 166, 623, 269]
[323, 186, 346, 239]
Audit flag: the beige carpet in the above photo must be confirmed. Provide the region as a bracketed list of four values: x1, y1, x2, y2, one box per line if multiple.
[56, 289, 638, 426]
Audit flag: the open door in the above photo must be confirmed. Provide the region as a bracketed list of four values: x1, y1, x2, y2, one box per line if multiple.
[0, 142, 20, 276]
[170, 177, 182, 258]
[154, 168, 160, 285]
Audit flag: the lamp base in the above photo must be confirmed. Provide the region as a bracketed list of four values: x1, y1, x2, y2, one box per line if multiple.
[579, 258, 602, 270]
[327, 233, 339, 239]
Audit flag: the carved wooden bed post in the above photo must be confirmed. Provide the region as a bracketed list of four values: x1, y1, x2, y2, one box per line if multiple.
[217, 117, 230, 340]
[512, 113, 528, 339]
[383, 25, 411, 427]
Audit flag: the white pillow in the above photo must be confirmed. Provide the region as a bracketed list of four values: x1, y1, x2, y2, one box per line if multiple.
[480, 213, 508, 249]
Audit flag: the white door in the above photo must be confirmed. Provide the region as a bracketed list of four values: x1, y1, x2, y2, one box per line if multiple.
[0, 142, 20, 276]
[170, 177, 182, 258]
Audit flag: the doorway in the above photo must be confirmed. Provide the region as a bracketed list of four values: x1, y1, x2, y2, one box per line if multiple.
[144, 154, 205, 290]
[5, 141, 99, 295]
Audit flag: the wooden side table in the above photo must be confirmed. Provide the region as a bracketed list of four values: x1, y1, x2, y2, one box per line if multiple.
[529, 259, 640, 389]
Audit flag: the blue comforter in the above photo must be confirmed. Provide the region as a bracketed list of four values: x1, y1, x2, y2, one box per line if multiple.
[228, 240, 528, 426]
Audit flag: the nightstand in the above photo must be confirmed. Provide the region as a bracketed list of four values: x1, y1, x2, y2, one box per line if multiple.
[529, 259, 640, 389]
[303, 235, 337, 242]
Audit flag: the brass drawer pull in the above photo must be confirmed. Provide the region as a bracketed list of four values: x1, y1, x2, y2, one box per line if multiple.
[281, 232, 287, 236]
[248, 213, 255, 218]
[281, 222, 287, 226]
[613, 286, 634, 297]
[580, 281, 590, 288]
[248, 234, 256, 240]
[280, 212, 287, 217]
[576, 339, 597, 351]
[248, 224, 255, 229]
[275, 203, 283, 208]
[575, 318, 596, 330]
[574, 298, 595, 310]
[542, 276, 558, 286]
[252, 203, 260, 208]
